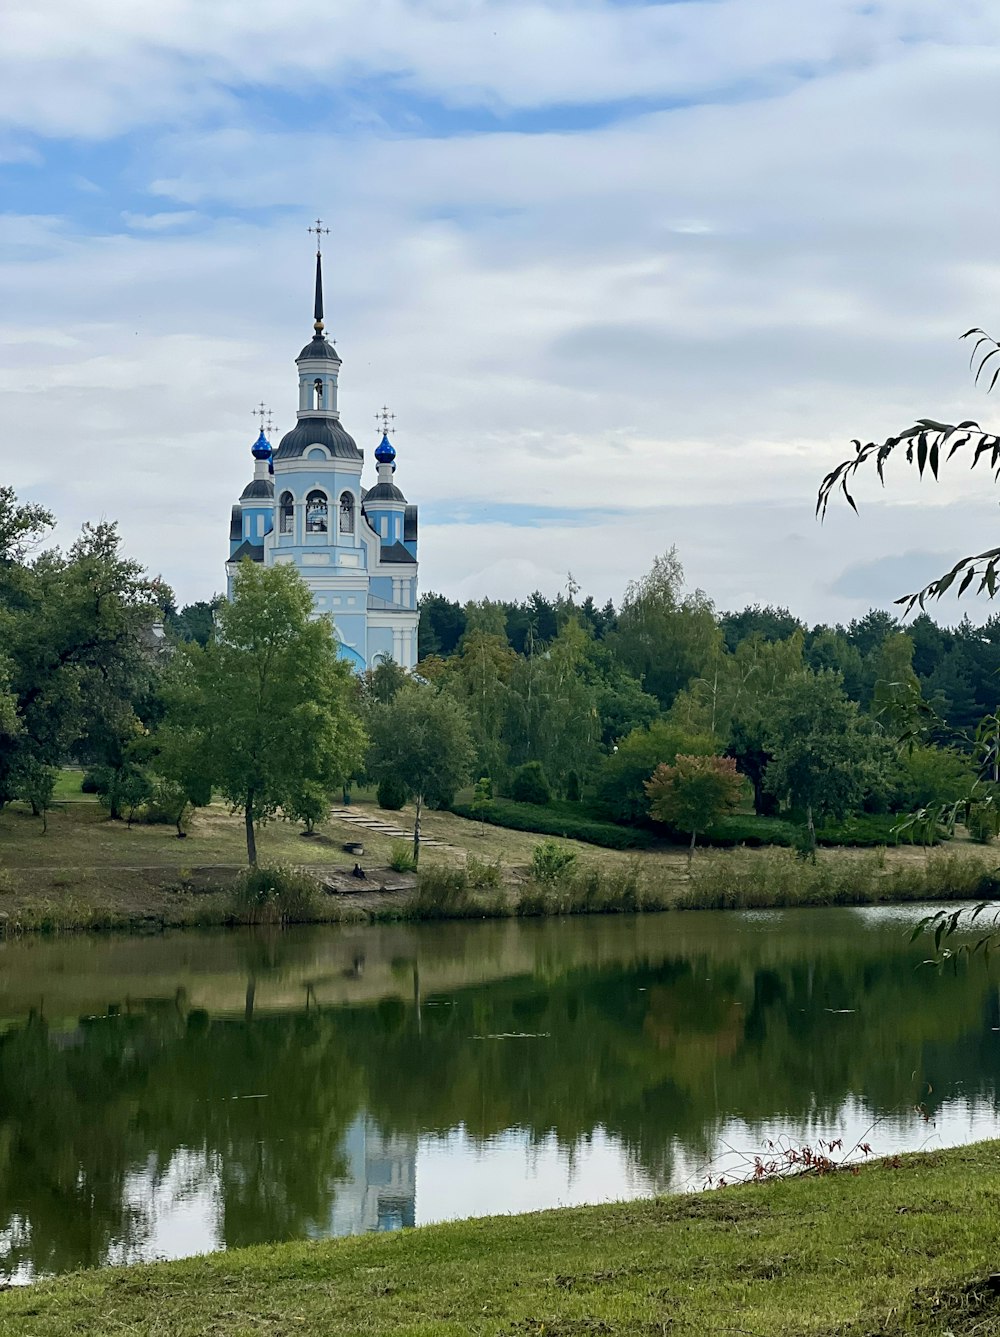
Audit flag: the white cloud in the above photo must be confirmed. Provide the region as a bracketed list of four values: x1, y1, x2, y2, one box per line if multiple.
[3, 0, 1000, 138]
[3, 4, 1000, 622]
[121, 210, 200, 231]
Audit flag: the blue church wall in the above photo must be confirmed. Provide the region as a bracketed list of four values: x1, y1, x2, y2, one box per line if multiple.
[367, 626, 395, 662]
[364, 509, 405, 544]
[330, 611, 368, 664]
[243, 507, 272, 543]
[368, 575, 394, 602]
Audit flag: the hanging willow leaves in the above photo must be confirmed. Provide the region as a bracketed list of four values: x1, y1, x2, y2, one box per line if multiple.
[817, 329, 1000, 613]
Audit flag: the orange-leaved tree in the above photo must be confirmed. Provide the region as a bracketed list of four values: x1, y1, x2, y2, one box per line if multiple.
[645, 754, 744, 864]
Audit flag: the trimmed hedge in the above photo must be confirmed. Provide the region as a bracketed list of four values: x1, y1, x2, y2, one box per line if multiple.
[816, 812, 943, 847]
[451, 800, 944, 853]
[702, 815, 798, 847]
[704, 812, 943, 849]
[449, 798, 654, 850]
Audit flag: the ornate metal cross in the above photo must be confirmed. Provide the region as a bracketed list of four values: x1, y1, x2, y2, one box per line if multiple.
[307, 218, 330, 253]
[375, 404, 396, 436]
[252, 402, 268, 430]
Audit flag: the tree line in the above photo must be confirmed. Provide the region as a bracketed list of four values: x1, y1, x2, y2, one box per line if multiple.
[3, 483, 997, 863]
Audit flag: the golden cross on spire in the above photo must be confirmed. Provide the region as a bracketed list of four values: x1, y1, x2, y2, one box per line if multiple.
[307, 218, 330, 254]
[375, 405, 396, 436]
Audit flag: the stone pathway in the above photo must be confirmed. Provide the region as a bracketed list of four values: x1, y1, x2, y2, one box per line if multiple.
[328, 808, 453, 851]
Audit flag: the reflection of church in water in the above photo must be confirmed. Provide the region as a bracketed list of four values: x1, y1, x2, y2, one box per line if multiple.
[323, 1117, 416, 1236]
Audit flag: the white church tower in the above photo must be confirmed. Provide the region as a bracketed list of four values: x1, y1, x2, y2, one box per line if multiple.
[226, 225, 419, 671]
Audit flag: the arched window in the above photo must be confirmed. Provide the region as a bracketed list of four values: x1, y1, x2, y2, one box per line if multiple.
[313, 377, 324, 409]
[305, 490, 328, 534]
[339, 491, 355, 535]
[279, 491, 294, 535]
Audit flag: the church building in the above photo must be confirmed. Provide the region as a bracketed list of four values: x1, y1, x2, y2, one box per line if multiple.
[226, 237, 419, 672]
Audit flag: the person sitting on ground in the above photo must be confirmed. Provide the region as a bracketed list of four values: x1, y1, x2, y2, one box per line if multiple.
[352, 863, 366, 879]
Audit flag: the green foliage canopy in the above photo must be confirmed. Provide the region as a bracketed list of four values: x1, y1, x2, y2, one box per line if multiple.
[367, 681, 474, 864]
[160, 561, 366, 864]
[596, 721, 716, 824]
[764, 669, 890, 847]
[645, 754, 744, 857]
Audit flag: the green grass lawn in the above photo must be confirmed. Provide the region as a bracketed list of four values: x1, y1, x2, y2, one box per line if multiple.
[3, 1143, 1000, 1334]
[50, 768, 96, 802]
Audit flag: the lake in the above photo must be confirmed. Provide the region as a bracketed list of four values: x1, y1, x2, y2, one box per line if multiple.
[1, 904, 998, 1281]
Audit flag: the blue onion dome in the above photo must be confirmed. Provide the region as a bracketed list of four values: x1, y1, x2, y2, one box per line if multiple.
[251, 429, 272, 461]
[374, 432, 396, 465]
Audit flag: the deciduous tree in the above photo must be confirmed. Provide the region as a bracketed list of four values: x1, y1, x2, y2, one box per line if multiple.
[611, 549, 723, 710]
[645, 754, 744, 861]
[596, 721, 716, 824]
[367, 682, 473, 866]
[161, 561, 366, 864]
[764, 670, 886, 852]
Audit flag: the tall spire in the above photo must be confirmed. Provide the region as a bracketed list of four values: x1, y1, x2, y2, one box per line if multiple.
[307, 218, 330, 334]
[313, 250, 324, 331]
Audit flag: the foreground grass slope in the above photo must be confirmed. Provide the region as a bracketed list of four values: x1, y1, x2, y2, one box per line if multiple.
[3, 1143, 1000, 1335]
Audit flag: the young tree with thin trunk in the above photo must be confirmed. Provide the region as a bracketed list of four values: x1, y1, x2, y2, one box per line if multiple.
[15, 759, 56, 834]
[367, 682, 473, 867]
[645, 754, 744, 863]
[160, 561, 366, 865]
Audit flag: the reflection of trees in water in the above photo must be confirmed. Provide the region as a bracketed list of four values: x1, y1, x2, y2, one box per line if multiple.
[0, 1005, 363, 1277]
[0, 926, 997, 1277]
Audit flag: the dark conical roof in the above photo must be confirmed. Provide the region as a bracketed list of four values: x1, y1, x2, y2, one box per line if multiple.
[297, 334, 341, 363]
[273, 416, 362, 461]
[241, 477, 274, 501]
[363, 478, 407, 506]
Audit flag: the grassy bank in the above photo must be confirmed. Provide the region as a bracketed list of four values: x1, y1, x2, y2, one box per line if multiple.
[1, 775, 999, 933]
[3, 1141, 1000, 1334]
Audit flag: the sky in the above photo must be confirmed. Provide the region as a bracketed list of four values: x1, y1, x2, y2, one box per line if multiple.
[3, 0, 1000, 625]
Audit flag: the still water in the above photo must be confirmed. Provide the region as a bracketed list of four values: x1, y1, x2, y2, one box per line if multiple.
[1, 905, 998, 1280]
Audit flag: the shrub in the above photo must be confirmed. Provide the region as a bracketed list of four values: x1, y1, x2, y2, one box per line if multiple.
[511, 762, 552, 806]
[92, 764, 152, 824]
[449, 798, 653, 850]
[471, 776, 494, 831]
[966, 805, 1000, 845]
[565, 770, 581, 803]
[229, 865, 318, 925]
[411, 865, 476, 918]
[81, 770, 100, 795]
[516, 887, 550, 917]
[389, 841, 418, 873]
[377, 774, 408, 811]
[530, 840, 577, 884]
[140, 778, 193, 835]
[466, 854, 503, 889]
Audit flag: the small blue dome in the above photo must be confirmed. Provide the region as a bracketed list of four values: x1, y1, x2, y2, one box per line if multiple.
[251, 429, 272, 461]
[374, 432, 396, 465]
